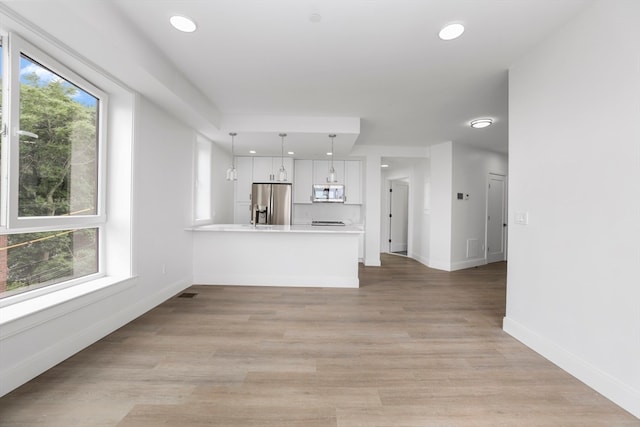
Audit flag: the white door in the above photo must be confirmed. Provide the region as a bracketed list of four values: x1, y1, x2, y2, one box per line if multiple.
[389, 181, 409, 254]
[486, 173, 507, 263]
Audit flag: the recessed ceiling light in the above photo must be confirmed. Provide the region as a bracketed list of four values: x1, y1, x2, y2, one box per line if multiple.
[249, 150, 257, 154]
[381, 164, 389, 168]
[439, 23, 465, 41]
[470, 118, 493, 129]
[170, 15, 197, 33]
[326, 152, 332, 156]
[288, 151, 295, 155]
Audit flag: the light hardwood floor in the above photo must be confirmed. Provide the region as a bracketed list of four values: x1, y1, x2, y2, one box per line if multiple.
[1, 254, 638, 426]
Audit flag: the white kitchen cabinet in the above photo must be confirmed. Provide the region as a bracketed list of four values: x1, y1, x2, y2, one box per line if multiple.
[234, 157, 253, 203]
[293, 159, 313, 204]
[313, 159, 344, 184]
[252, 157, 274, 182]
[234, 201, 252, 224]
[250, 157, 294, 183]
[344, 160, 362, 204]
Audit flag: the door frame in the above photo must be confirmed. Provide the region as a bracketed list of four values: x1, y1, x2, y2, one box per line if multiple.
[389, 180, 409, 254]
[485, 172, 508, 263]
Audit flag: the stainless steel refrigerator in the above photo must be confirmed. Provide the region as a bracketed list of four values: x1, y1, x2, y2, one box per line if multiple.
[251, 182, 292, 225]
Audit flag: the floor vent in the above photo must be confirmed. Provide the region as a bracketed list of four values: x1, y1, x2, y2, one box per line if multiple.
[177, 292, 198, 298]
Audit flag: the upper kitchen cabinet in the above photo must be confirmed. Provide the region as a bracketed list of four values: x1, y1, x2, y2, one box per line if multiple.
[293, 159, 313, 204]
[234, 156, 253, 203]
[295, 159, 362, 204]
[252, 157, 273, 182]
[343, 160, 362, 205]
[252, 157, 294, 183]
[313, 160, 345, 184]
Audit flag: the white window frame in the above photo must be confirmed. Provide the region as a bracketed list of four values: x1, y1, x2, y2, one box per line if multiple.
[1, 32, 107, 232]
[0, 32, 108, 305]
[193, 134, 213, 225]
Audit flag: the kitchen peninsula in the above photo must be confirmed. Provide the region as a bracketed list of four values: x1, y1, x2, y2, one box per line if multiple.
[191, 224, 363, 288]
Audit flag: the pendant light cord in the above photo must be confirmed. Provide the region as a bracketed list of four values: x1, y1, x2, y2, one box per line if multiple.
[280, 133, 286, 168]
[230, 132, 236, 167]
[331, 135, 335, 170]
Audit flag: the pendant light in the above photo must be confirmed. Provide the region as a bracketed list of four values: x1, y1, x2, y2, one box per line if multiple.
[226, 132, 238, 181]
[327, 134, 337, 183]
[277, 133, 288, 181]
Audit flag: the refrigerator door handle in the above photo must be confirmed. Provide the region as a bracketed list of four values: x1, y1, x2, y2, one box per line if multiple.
[268, 187, 274, 224]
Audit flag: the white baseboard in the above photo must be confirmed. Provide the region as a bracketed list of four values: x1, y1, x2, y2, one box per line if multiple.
[196, 274, 359, 288]
[412, 254, 429, 268]
[503, 316, 640, 419]
[450, 257, 487, 271]
[427, 259, 451, 271]
[0, 277, 191, 397]
[364, 257, 381, 267]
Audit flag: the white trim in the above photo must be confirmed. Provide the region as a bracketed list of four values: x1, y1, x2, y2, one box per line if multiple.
[195, 275, 359, 288]
[503, 316, 640, 419]
[2, 32, 108, 230]
[0, 263, 103, 308]
[428, 259, 451, 271]
[485, 172, 508, 264]
[192, 134, 213, 225]
[412, 254, 430, 268]
[450, 257, 487, 271]
[0, 275, 134, 338]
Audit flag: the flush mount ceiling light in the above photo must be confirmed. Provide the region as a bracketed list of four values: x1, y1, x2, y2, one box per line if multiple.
[381, 164, 389, 168]
[439, 23, 465, 40]
[470, 118, 493, 129]
[170, 15, 197, 33]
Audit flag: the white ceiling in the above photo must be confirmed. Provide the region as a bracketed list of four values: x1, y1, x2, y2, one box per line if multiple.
[1, 0, 592, 158]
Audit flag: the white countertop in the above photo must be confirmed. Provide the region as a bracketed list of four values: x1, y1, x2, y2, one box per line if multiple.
[190, 223, 364, 234]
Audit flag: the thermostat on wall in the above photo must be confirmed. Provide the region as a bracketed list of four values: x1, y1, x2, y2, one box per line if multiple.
[514, 211, 529, 225]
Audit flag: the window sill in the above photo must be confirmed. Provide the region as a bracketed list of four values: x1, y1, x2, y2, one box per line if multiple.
[0, 275, 135, 340]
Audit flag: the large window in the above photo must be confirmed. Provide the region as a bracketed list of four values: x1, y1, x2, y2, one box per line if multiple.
[194, 135, 212, 224]
[0, 33, 106, 300]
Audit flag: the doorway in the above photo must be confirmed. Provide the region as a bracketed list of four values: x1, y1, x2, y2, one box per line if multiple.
[389, 180, 409, 255]
[486, 173, 507, 263]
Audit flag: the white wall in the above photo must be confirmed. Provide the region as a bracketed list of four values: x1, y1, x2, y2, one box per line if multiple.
[451, 144, 507, 270]
[364, 154, 382, 266]
[429, 142, 453, 270]
[428, 142, 507, 271]
[410, 159, 430, 265]
[211, 142, 234, 224]
[0, 94, 196, 396]
[504, 0, 640, 418]
[132, 98, 195, 283]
